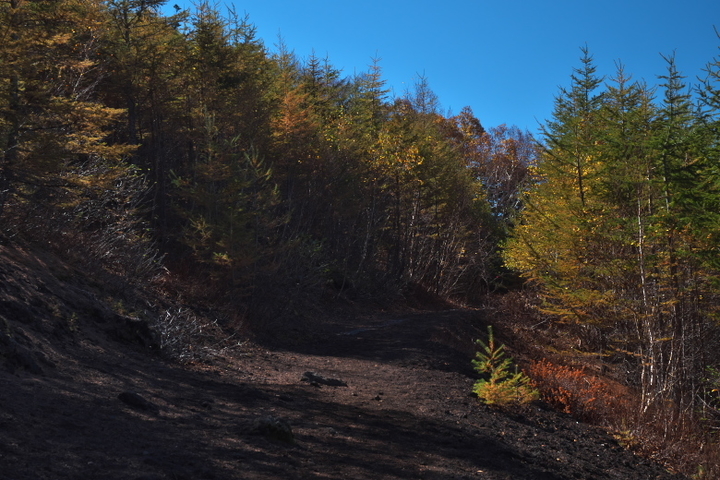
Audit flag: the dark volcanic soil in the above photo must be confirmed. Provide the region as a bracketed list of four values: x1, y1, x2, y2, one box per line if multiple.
[0, 245, 688, 479]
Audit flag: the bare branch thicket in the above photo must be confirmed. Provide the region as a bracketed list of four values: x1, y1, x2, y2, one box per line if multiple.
[153, 307, 246, 363]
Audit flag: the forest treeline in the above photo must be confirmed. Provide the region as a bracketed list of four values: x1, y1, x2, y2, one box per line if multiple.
[0, 0, 536, 305]
[2, 0, 720, 471]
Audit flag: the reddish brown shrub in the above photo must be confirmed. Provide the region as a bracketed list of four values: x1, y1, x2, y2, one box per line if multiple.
[528, 359, 623, 422]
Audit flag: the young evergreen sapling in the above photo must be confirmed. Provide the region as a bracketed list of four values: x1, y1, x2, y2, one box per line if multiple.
[472, 326, 538, 406]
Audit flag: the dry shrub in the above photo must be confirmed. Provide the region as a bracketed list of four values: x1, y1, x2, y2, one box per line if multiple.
[528, 358, 720, 477]
[153, 307, 245, 363]
[528, 358, 624, 422]
[529, 360, 720, 477]
[486, 292, 720, 476]
[616, 401, 720, 479]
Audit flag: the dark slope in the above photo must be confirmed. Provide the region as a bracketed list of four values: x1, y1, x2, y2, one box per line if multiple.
[0, 243, 687, 479]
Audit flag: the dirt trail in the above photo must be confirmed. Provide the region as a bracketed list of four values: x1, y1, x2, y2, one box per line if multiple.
[0, 305, 687, 480]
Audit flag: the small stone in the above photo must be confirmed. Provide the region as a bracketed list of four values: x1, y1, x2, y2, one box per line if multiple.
[300, 371, 347, 387]
[118, 391, 158, 413]
[248, 416, 294, 443]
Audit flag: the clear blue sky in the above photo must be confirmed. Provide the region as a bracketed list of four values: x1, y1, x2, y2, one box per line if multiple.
[170, 1, 720, 137]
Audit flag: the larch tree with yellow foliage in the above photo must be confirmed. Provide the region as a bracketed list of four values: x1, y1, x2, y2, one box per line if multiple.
[505, 48, 720, 421]
[0, 0, 144, 277]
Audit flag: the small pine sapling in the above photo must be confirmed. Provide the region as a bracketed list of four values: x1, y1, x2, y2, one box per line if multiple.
[472, 326, 539, 406]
